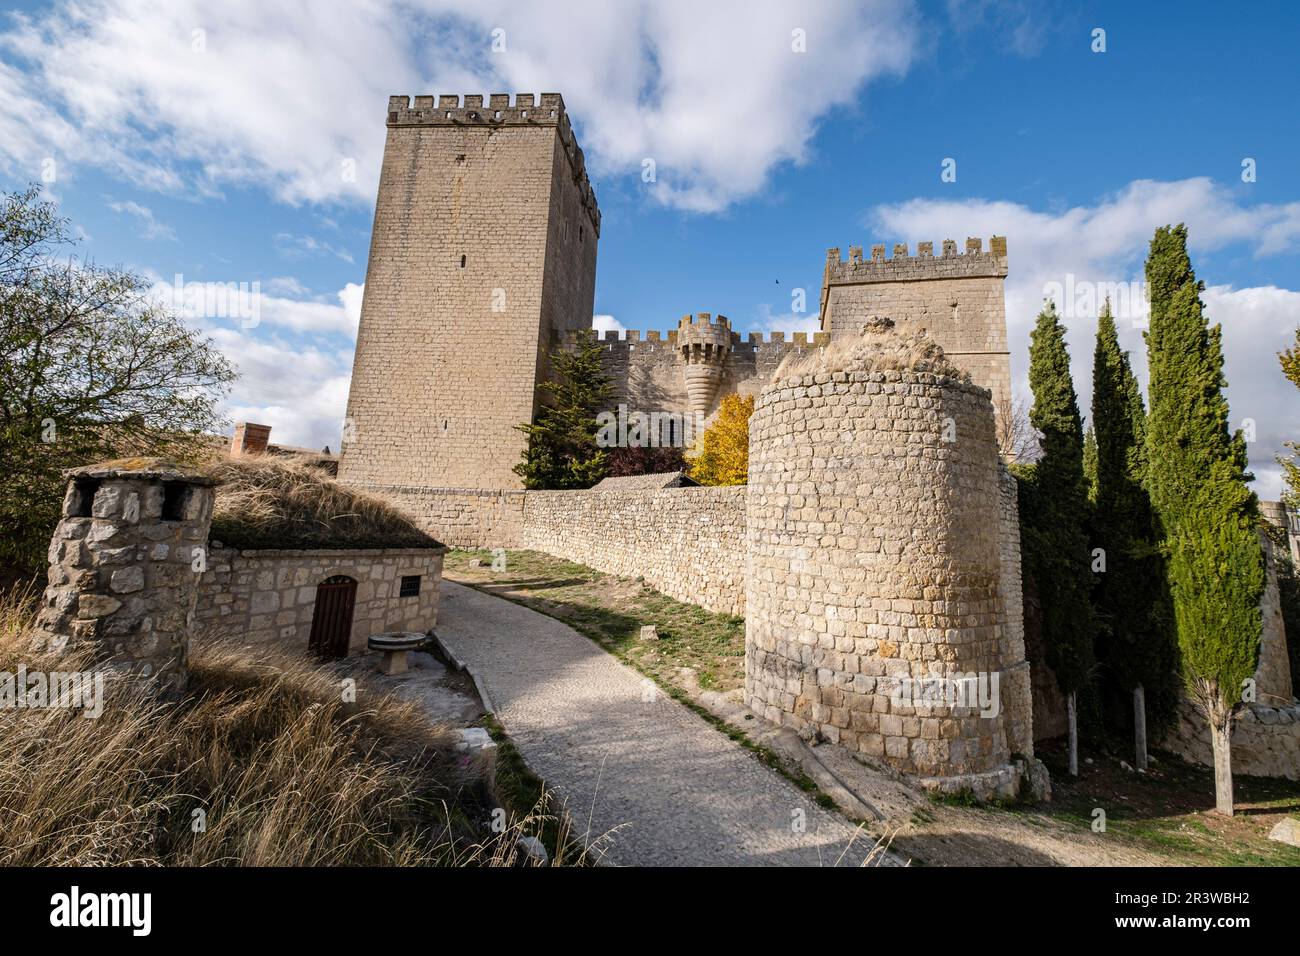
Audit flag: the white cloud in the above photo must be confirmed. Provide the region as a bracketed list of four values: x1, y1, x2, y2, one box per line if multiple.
[592, 314, 625, 336]
[273, 232, 354, 264]
[0, 0, 919, 212]
[869, 177, 1300, 498]
[107, 198, 176, 241]
[752, 303, 820, 335]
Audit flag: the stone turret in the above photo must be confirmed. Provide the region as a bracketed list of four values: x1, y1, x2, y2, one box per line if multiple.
[745, 319, 1042, 800]
[677, 312, 732, 418]
[36, 459, 218, 696]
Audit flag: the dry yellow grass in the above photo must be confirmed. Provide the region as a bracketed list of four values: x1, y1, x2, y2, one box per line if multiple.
[0, 593, 582, 866]
[205, 455, 439, 552]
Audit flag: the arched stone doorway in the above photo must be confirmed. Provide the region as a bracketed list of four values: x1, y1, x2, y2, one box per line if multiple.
[308, 575, 357, 658]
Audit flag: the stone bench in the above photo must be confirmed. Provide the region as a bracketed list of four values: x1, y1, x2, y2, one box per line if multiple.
[368, 631, 427, 675]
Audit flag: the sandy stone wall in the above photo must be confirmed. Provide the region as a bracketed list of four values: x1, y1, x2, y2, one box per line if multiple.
[819, 239, 1011, 411]
[743, 357, 1026, 792]
[997, 467, 1035, 757]
[37, 462, 217, 696]
[577, 328, 827, 424]
[520, 486, 747, 616]
[1161, 698, 1300, 781]
[195, 546, 445, 656]
[347, 484, 526, 549]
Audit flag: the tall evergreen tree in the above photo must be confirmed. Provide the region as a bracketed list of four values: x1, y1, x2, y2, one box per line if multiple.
[1090, 300, 1178, 762]
[1144, 224, 1264, 815]
[1022, 299, 1097, 774]
[1082, 424, 1098, 504]
[513, 334, 613, 490]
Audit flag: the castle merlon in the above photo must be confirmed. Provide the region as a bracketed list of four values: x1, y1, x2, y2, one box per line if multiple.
[387, 93, 600, 236]
[822, 236, 1008, 285]
[560, 328, 830, 349]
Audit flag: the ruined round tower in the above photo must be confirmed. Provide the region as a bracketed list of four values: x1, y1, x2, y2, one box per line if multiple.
[744, 319, 1038, 799]
[677, 313, 732, 418]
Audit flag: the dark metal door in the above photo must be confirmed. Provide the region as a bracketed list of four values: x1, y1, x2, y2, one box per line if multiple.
[308, 575, 356, 658]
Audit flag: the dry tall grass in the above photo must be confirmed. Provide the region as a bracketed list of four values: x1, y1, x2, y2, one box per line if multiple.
[205, 456, 439, 552]
[0, 593, 583, 866]
[775, 321, 968, 383]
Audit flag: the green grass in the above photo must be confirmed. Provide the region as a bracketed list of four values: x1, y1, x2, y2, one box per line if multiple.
[477, 714, 593, 865]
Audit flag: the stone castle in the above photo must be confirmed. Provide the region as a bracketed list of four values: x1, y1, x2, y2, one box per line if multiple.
[335, 93, 1299, 794]
[340, 93, 1011, 534]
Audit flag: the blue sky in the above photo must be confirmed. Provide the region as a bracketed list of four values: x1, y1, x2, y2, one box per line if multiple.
[1, 0, 1298, 493]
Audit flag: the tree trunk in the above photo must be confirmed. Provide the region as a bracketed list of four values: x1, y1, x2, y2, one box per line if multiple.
[1133, 684, 1148, 771]
[1067, 690, 1078, 777]
[1208, 715, 1235, 816]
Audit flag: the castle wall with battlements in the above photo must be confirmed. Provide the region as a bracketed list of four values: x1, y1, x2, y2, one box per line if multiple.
[338, 94, 599, 494]
[820, 238, 1010, 411]
[566, 322, 829, 421]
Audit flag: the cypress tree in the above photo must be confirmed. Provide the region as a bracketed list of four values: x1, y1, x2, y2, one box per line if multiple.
[1023, 299, 1097, 774]
[513, 334, 614, 490]
[1083, 424, 1098, 504]
[1090, 300, 1178, 764]
[1144, 224, 1263, 815]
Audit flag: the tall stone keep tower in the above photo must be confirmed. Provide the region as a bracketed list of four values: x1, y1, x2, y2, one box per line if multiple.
[340, 94, 600, 494]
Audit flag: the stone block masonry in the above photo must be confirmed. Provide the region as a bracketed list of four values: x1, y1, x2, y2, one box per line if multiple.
[36, 460, 218, 696]
[742, 325, 1038, 798]
[338, 93, 599, 494]
[521, 486, 747, 616]
[194, 546, 445, 656]
[1161, 698, 1300, 781]
[820, 238, 1011, 411]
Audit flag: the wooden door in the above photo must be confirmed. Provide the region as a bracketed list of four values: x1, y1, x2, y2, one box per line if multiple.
[308, 575, 356, 658]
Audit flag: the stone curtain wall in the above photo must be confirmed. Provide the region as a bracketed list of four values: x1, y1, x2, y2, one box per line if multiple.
[521, 486, 747, 616]
[744, 365, 1026, 794]
[195, 546, 445, 656]
[347, 485, 527, 549]
[997, 466, 1035, 757]
[1161, 699, 1300, 781]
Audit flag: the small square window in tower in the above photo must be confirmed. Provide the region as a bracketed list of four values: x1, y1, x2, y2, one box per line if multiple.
[399, 575, 421, 598]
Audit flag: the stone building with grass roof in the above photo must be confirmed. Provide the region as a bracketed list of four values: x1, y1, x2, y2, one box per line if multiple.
[193, 456, 447, 658]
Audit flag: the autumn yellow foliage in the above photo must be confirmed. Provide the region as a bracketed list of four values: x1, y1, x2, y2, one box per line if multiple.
[687, 393, 753, 485]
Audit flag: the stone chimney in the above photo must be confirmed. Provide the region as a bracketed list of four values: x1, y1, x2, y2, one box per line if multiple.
[36, 459, 218, 696]
[230, 422, 272, 457]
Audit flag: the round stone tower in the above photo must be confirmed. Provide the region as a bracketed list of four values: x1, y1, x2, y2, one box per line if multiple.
[677, 312, 732, 418]
[36, 459, 218, 696]
[744, 319, 1029, 798]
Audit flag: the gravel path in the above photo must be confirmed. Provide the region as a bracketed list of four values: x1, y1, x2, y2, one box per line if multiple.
[435, 581, 881, 866]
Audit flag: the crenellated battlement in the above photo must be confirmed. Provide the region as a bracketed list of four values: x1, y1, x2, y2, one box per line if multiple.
[561, 327, 829, 350]
[387, 93, 599, 235]
[823, 236, 1007, 287]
